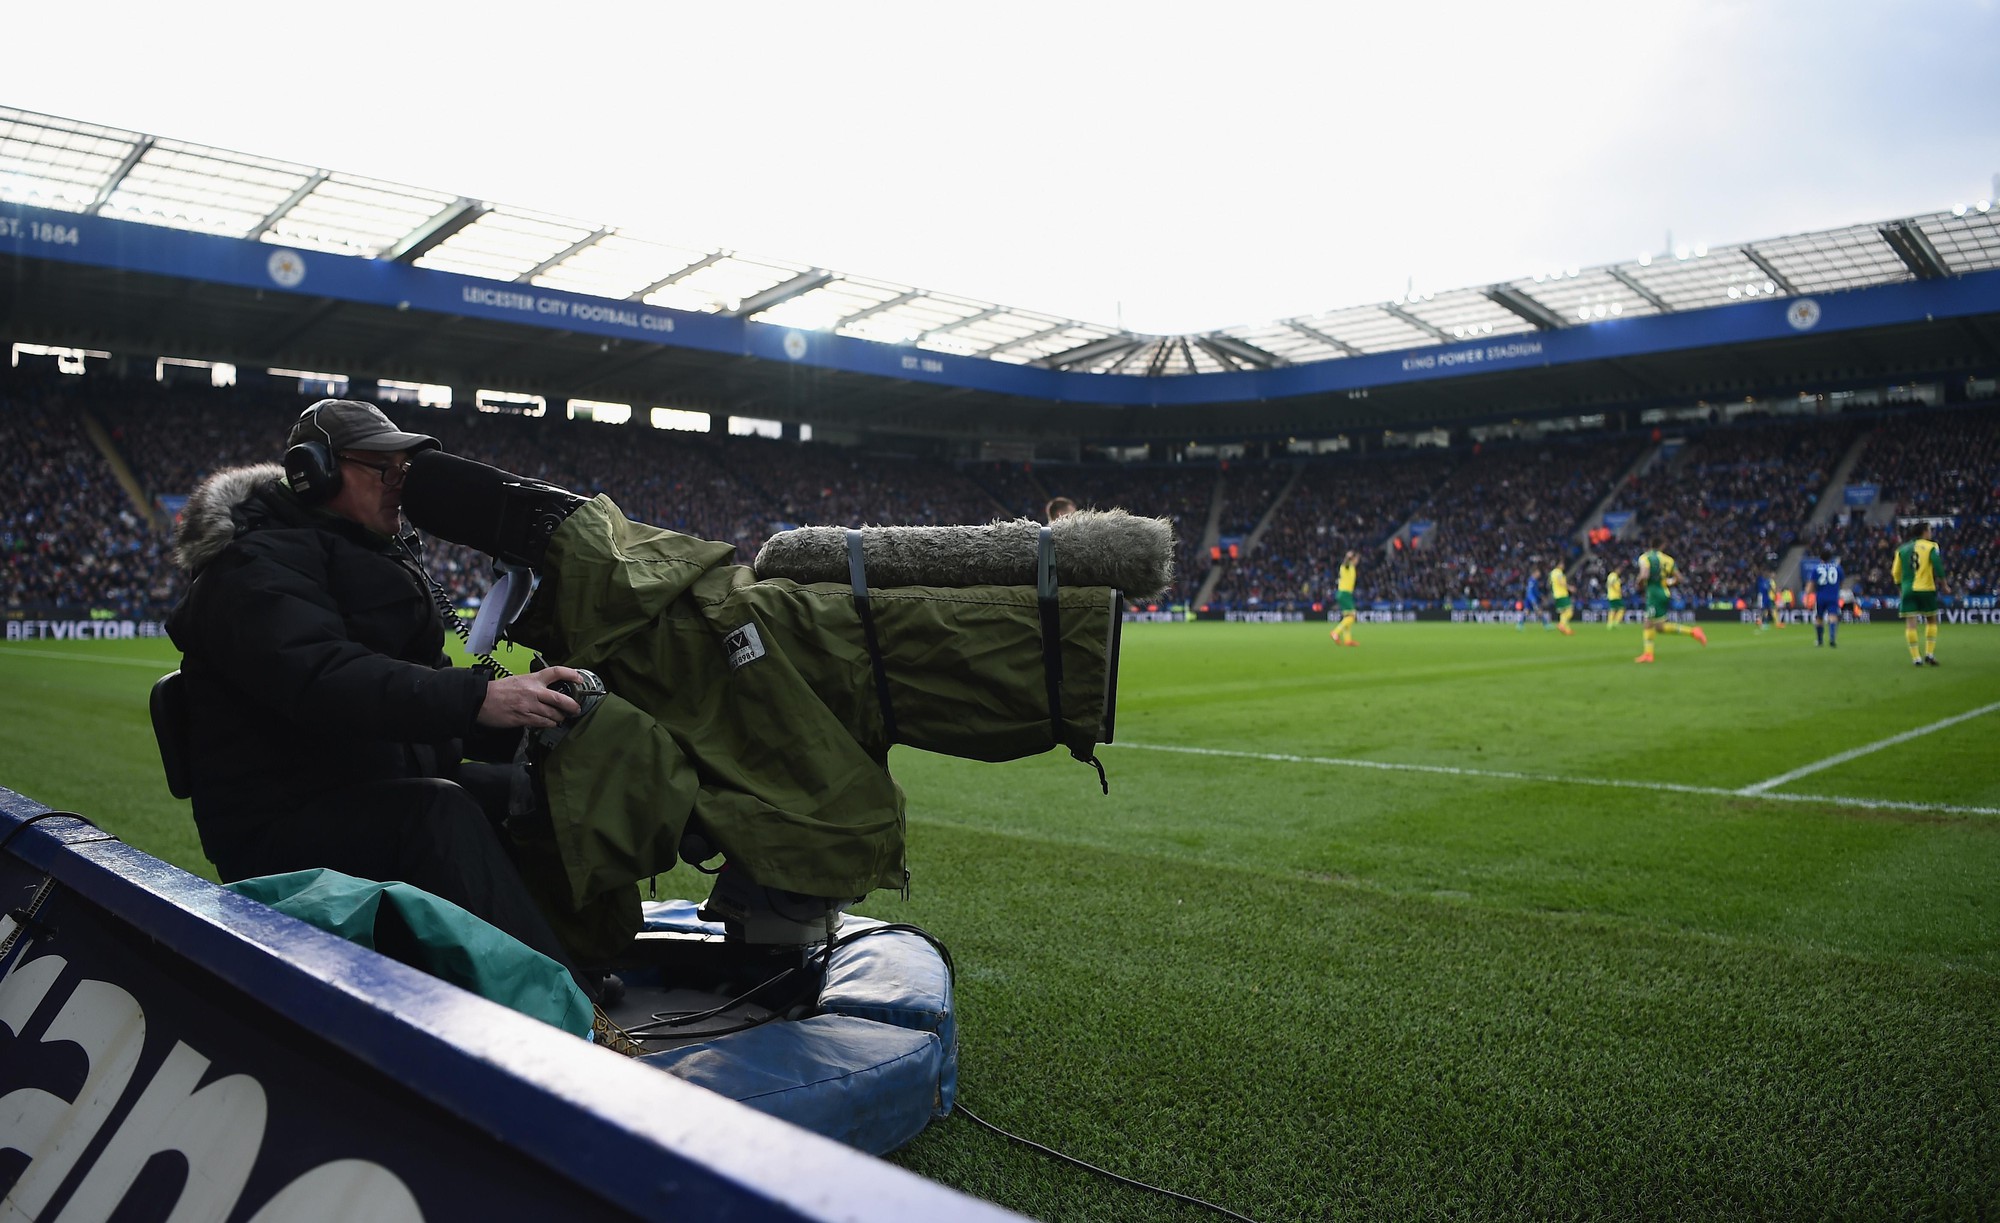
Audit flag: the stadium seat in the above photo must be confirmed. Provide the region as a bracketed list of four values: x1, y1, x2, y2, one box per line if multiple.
[150, 670, 192, 800]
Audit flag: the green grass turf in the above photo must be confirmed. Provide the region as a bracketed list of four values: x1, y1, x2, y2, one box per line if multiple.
[2, 620, 1996, 1220]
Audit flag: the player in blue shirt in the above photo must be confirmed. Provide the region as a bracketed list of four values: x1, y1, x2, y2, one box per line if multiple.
[1517, 569, 1543, 631]
[1754, 571, 1777, 631]
[1810, 555, 1844, 648]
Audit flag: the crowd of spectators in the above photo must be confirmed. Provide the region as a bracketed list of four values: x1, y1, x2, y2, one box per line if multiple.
[1037, 464, 1220, 604]
[1377, 436, 1643, 605]
[3, 373, 1228, 613]
[2, 383, 171, 616]
[710, 440, 1009, 534]
[1206, 451, 1459, 608]
[1597, 420, 1856, 604]
[10, 366, 1998, 620]
[1805, 405, 2000, 599]
[962, 461, 1052, 521]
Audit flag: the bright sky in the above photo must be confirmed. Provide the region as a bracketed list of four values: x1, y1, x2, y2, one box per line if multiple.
[10, 0, 2000, 335]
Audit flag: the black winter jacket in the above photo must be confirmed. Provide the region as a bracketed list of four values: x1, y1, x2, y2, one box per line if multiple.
[167, 464, 489, 863]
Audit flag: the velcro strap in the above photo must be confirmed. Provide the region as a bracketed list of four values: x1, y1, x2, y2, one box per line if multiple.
[1037, 526, 1064, 748]
[847, 529, 898, 746]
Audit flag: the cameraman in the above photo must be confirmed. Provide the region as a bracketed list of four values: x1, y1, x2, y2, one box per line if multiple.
[168, 399, 593, 994]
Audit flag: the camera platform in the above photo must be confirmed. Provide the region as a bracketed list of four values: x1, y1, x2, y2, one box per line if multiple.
[598, 899, 958, 1155]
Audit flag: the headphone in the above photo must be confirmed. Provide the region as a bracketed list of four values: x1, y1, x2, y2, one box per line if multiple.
[283, 400, 343, 505]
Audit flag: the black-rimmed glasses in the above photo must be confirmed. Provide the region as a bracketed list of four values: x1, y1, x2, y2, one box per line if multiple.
[341, 455, 411, 488]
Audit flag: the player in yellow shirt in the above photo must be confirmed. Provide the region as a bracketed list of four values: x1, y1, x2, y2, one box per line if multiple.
[1892, 521, 1948, 666]
[1634, 540, 1708, 663]
[1604, 569, 1625, 629]
[1329, 551, 1360, 647]
[1549, 560, 1575, 636]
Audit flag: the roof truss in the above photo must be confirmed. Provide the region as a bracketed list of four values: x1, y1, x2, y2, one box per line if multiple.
[5, 104, 1996, 380]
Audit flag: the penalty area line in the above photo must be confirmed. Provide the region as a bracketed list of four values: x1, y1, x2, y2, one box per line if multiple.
[1736, 699, 2000, 795]
[1111, 742, 2000, 818]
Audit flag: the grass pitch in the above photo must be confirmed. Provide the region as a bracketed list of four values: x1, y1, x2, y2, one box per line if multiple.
[2, 618, 1996, 1221]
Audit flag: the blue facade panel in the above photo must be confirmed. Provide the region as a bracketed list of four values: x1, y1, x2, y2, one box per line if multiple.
[7, 202, 1997, 409]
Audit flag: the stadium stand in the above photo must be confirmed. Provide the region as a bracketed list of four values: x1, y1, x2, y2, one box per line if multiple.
[1206, 451, 1459, 609]
[963, 461, 1052, 522]
[1597, 419, 1858, 605]
[1039, 464, 1220, 605]
[1806, 404, 2000, 599]
[1, 379, 170, 617]
[1379, 434, 1644, 606]
[8, 356, 1999, 621]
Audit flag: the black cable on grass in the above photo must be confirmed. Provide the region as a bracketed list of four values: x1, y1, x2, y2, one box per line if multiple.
[622, 915, 1257, 1221]
[955, 1103, 1263, 1223]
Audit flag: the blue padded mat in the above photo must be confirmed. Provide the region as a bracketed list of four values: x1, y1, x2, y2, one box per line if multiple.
[634, 900, 957, 1153]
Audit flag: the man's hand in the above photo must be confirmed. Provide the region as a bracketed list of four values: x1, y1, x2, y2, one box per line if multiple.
[477, 667, 588, 729]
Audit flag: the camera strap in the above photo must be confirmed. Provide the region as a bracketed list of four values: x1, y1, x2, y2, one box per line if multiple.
[400, 531, 513, 677]
[1037, 530, 1104, 791]
[846, 529, 898, 747]
[1036, 526, 1065, 749]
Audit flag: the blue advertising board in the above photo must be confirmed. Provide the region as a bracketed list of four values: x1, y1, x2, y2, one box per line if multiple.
[6, 201, 1999, 408]
[1843, 484, 1879, 506]
[0, 790, 1019, 1223]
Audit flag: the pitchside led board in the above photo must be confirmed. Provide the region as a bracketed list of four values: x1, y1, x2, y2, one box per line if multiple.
[4, 201, 1999, 408]
[0, 790, 1019, 1223]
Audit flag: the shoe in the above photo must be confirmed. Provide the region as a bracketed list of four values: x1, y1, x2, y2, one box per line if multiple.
[1559, 626, 1574, 636]
[1634, 653, 1655, 664]
[1343, 640, 1359, 647]
[1913, 659, 1925, 667]
[1924, 656, 1939, 667]
[1691, 627, 1708, 646]
[1330, 629, 1339, 641]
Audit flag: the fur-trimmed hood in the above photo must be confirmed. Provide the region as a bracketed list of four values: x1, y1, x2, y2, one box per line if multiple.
[172, 463, 285, 574]
[752, 508, 1176, 598]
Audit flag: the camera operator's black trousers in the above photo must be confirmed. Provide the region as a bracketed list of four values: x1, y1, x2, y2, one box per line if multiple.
[211, 772, 596, 1001]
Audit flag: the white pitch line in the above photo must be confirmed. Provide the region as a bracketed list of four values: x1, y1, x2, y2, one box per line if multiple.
[1735, 700, 2000, 795]
[1110, 742, 2000, 818]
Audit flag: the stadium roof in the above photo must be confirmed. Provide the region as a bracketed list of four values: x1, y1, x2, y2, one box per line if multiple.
[7, 104, 2000, 380]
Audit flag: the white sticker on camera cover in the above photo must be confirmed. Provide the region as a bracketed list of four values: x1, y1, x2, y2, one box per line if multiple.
[722, 623, 767, 670]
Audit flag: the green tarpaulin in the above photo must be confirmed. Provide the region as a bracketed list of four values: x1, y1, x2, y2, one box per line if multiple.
[507, 499, 1122, 951]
